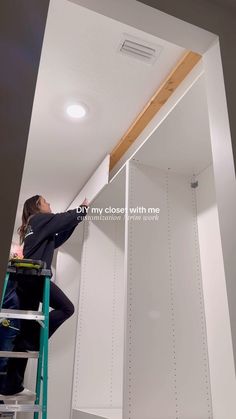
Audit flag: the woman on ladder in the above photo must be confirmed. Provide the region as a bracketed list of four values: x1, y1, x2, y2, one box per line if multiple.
[0, 194, 88, 396]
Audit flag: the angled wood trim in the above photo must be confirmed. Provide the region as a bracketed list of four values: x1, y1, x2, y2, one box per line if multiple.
[109, 51, 201, 171]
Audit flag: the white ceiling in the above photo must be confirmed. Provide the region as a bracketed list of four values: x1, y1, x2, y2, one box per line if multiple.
[134, 74, 212, 176]
[13, 0, 206, 243]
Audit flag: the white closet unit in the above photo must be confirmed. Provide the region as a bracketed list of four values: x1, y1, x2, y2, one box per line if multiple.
[71, 73, 236, 419]
[72, 168, 126, 419]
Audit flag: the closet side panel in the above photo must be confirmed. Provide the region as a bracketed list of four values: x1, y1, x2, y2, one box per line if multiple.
[169, 170, 212, 418]
[73, 217, 125, 409]
[196, 165, 236, 419]
[123, 161, 212, 419]
[47, 224, 85, 419]
[124, 161, 175, 418]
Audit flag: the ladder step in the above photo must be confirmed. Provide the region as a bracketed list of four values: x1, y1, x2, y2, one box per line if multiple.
[0, 389, 36, 403]
[0, 351, 39, 359]
[0, 309, 45, 320]
[0, 405, 41, 413]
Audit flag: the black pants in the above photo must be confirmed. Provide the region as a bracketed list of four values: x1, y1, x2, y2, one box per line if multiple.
[1, 275, 74, 395]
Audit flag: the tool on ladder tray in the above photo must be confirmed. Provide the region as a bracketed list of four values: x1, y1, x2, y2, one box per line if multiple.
[0, 258, 51, 418]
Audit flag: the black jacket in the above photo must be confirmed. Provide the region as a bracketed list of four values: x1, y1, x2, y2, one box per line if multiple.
[23, 205, 88, 269]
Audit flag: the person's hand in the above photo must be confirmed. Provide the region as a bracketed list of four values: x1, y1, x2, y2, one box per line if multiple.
[81, 197, 89, 207]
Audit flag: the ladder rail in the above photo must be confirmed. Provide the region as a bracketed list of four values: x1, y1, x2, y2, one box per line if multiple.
[0, 272, 10, 310]
[34, 276, 50, 419]
[42, 276, 50, 419]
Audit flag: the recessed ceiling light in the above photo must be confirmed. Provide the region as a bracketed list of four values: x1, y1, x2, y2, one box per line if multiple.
[66, 103, 87, 119]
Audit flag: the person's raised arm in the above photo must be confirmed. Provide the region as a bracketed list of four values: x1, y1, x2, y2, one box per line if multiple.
[32, 204, 88, 240]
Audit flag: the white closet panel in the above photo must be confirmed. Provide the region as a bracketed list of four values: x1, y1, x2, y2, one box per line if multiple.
[73, 168, 126, 412]
[196, 165, 236, 419]
[123, 160, 212, 419]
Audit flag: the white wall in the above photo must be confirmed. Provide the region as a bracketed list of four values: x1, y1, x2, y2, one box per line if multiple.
[203, 43, 236, 366]
[196, 164, 236, 418]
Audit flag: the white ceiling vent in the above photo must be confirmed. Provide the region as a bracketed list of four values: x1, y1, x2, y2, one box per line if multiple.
[118, 34, 163, 65]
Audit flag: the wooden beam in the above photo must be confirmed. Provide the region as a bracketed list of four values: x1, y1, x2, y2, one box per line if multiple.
[109, 51, 201, 171]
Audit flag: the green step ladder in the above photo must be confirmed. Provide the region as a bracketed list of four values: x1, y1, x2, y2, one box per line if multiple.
[0, 258, 51, 419]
